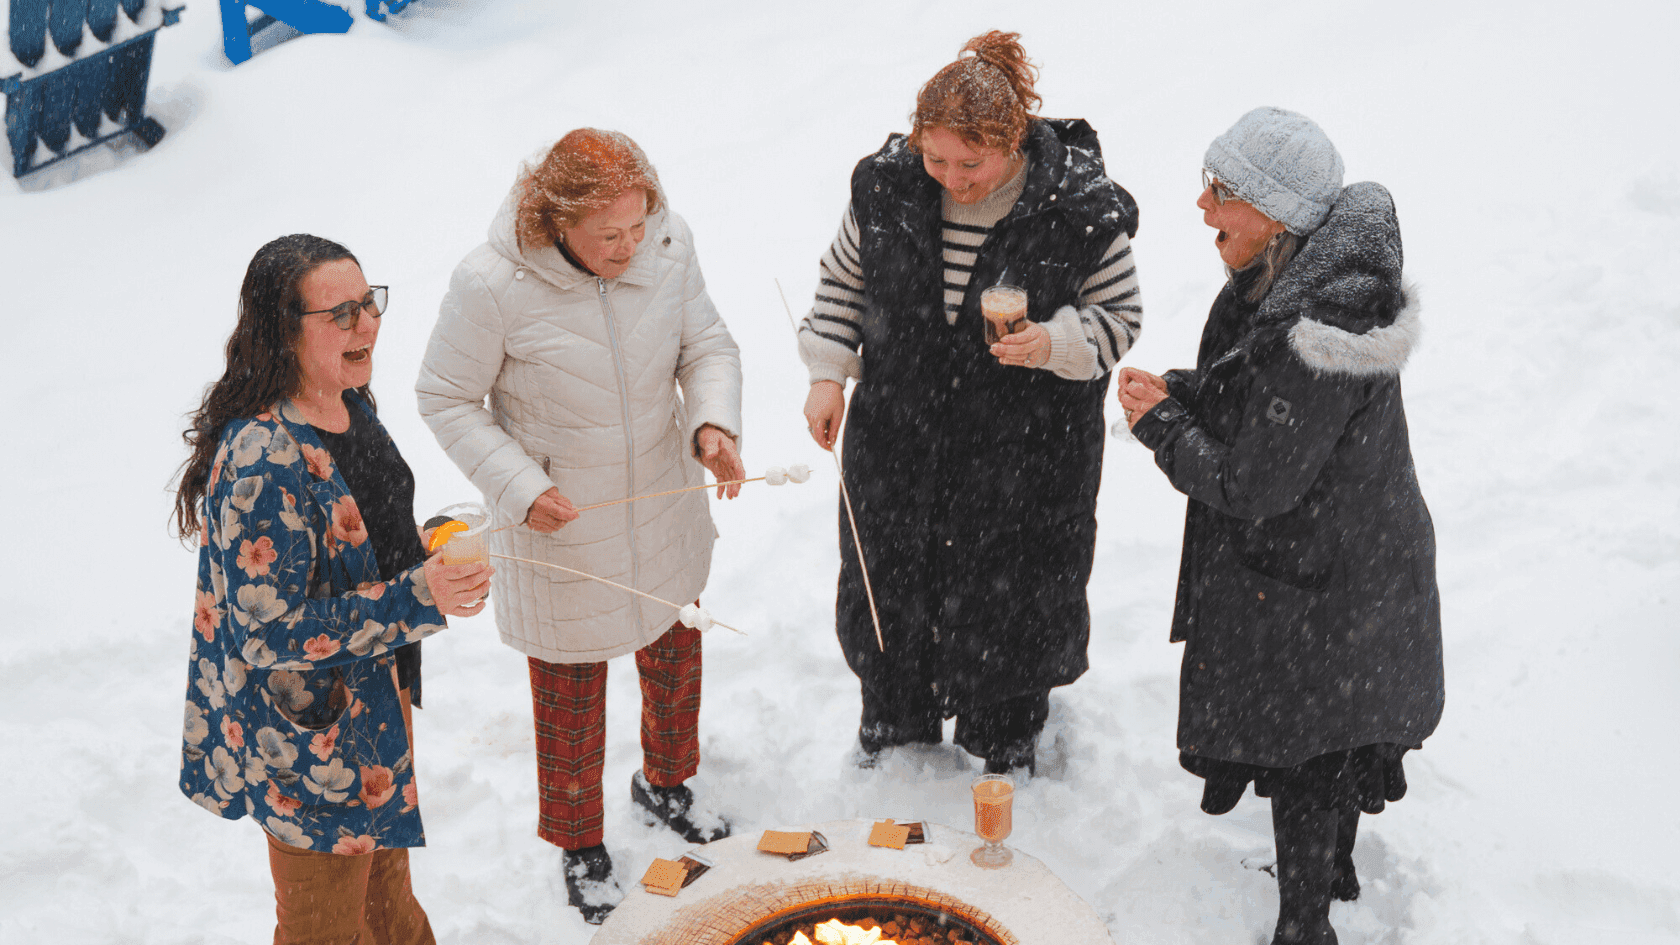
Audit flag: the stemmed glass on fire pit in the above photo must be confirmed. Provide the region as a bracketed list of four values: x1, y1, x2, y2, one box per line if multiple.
[970, 774, 1014, 869]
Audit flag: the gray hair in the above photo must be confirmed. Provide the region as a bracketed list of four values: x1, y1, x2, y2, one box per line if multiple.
[1230, 230, 1302, 303]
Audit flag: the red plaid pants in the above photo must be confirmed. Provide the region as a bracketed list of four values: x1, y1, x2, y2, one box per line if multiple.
[528, 621, 702, 850]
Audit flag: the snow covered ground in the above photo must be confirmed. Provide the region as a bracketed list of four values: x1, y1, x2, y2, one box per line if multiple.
[2, 2, 1677, 943]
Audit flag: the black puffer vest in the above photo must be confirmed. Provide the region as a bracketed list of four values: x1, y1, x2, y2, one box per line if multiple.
[836, 118, 1138, 717]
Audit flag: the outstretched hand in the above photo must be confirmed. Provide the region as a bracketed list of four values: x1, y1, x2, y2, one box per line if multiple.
[696, 424, 745, 499]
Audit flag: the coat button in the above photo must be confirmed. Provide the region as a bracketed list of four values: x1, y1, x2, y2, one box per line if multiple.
[514, 269, 526, 280]
[1258, 591, 1266, 601]
[945, 539, 953, 546]
[1197, 662, 1206, 670]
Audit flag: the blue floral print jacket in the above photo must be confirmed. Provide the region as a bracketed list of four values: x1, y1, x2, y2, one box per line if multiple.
[179, 396, 446, 852]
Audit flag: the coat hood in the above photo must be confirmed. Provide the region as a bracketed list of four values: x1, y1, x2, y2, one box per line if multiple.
[1263, 181, 1419, 377]
[484, 170, 666, 292]
[863, 118, 1139, 238]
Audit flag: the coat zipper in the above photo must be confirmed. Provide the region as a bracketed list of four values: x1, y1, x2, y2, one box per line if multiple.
[596, 277, 643, 635]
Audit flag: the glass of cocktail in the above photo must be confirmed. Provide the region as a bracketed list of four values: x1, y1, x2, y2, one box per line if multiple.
[970, 773, 1014, 868]
[432, 502, 490, 603]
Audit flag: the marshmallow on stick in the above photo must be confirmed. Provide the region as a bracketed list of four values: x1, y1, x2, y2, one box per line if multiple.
[567, 466, 814, 513]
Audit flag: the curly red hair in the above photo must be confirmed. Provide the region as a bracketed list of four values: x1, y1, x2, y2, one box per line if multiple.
[910, 31, 1042, 154]
[515, 129, 664, 252]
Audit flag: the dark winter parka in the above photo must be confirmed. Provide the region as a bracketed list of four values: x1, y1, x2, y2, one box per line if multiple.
[1133, 182, 1443, 768]
[838, 118, 1138, 718]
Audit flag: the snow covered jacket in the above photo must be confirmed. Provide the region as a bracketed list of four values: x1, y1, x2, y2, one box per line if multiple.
[836, 118, 1138, 717]
[416, 188, 741, 663]
[179, 396, 446, 851]
[1133, 182, 1444, 768]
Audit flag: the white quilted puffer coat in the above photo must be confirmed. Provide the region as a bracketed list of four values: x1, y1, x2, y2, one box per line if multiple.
[417, 189, 741, 663]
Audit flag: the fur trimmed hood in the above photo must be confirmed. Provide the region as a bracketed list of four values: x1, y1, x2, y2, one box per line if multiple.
[1261, 181, 1418, 376]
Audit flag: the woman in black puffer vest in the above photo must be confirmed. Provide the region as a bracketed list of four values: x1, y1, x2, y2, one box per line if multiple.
[796, 31, 1144, 775]
[1120, 107, 1444, 945]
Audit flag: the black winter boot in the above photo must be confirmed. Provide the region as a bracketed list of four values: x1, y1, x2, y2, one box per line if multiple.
[562, 844, 621, 925]
[982, 745, 1036, 779]
[1270, 793, 1340, 945]
[1331, 806, 1361, 902]
[631, 770, 731, 844]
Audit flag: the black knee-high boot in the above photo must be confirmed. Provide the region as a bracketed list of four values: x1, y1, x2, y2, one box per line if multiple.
[1331, 807, 1360, 902]
[1271, 791, 1339, 945]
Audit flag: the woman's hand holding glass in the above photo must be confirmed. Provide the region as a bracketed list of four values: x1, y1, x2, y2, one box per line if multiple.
[423, 554, 493, 617]
[1117, 366, 1169, 428]
[989, 322, 1052, 369]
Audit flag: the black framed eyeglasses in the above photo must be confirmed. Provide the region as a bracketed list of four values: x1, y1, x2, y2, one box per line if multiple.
[1201, 168, 1238, 206]
[300, 286, 388, 329]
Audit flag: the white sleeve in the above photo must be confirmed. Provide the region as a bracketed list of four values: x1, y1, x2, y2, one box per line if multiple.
[414, 258, 555, 523]
[1039, 230, 1143, 380]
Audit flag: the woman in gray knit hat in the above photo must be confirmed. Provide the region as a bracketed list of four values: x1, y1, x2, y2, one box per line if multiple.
[1119, 107, 1443, 945]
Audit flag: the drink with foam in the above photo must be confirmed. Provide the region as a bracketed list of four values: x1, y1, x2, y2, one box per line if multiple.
[980, 284, 1028, 345]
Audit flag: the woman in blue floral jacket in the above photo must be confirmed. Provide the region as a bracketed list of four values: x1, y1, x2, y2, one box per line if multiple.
[174, 234, 491, 944]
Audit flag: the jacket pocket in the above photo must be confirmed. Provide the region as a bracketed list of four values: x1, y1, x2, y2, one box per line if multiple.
[1236, 500, 1338, 592]
[261, 670, 352, 733]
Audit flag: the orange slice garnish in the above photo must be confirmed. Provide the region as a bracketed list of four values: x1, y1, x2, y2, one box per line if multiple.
[427, 519, 470, 553]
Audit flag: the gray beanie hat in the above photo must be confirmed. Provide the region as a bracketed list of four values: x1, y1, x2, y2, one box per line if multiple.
[1204, 106, 1344, 235]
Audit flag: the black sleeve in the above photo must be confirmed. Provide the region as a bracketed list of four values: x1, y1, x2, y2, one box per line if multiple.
[1133, 350, 1361, 520]
[1162, 369, 1200, 411]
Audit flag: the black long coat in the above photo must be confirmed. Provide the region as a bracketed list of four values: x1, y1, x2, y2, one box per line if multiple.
[836, 119, 1138, 719]
[1133, 182, 1444, 768]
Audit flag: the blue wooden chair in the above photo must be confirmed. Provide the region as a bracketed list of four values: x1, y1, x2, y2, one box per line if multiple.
[3, 0, 184, 178]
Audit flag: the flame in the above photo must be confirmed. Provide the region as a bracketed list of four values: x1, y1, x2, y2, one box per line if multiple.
[785, 918, 896, 945]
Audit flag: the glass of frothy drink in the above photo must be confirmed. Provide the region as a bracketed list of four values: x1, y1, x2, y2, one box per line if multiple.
[970, 773, 1015, 868]
[980, 284, 1028, 345]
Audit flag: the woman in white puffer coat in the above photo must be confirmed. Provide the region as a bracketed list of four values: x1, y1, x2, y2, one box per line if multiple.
[416, 129, 741, 925]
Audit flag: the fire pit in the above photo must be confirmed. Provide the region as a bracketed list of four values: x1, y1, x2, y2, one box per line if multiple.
[588, 819, 1113, 945]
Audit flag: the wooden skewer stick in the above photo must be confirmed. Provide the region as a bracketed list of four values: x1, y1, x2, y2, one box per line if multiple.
[488, 553, 746, 635]
[486, 476, 772, 535]
[777, 278, 886, 653]
[574, 476, 766, 512]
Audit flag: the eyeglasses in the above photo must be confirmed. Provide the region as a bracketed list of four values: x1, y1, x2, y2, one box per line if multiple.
[1201, 169, 1238, 206]
[300, 286, 388, 330]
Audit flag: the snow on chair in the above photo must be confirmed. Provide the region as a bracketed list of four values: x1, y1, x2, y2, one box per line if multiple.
[2, 0, 184, 179]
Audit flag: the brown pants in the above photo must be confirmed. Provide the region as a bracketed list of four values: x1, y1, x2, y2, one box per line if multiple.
[266, 832, 435, 945]
[264, 680, 434, 945]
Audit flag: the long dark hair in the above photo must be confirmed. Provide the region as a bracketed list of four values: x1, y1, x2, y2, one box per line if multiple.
[172, 234, 373, 539]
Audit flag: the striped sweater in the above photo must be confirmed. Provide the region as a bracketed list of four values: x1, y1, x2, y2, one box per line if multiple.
[798, 159, 1142, 385]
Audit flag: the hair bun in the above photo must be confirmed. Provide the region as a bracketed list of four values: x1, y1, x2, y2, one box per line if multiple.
[960, 30, 1042, 115]
[911, 30, 1041, 153]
